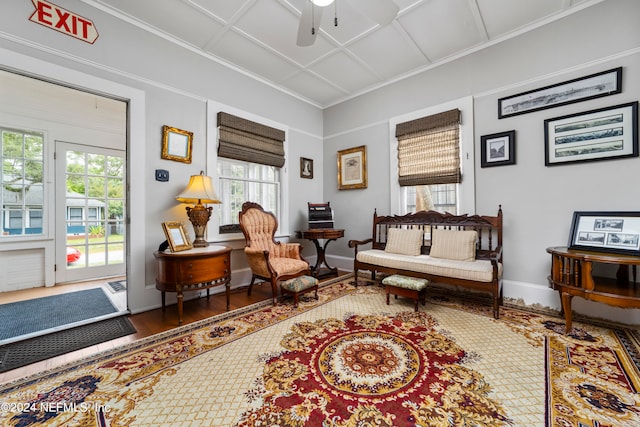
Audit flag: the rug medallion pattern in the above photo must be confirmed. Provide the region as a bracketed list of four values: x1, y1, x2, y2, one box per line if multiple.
[0, 276, 638, 426]
[236, 312, 512, 426]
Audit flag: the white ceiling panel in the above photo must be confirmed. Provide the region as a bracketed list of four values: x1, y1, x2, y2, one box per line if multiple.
[207, 31, 299, 83]
[398, 0, 484, 61]
[92, 0, 605, 107]
[477, 0, 565, 38]
[97, 0, 223, 47]
[188, 0, 252, 23]
[349, 24, 427, 80]
[309, 51, 378, 92]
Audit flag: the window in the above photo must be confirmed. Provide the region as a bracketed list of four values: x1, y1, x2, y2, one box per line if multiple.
[389, 97, 475, 215]
[1, 127, 45, 236]
[216, 158, 280, 233]
[403, 184, 457, 214]
[211, 108, 289, 239]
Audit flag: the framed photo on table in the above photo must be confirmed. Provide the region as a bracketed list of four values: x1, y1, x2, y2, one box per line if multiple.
[161, 221, 192, 252]
[568, 211, 640, 256]
[480, 130, 515, 167]
[337, 145, 367, 190]
[544, 102, 638, 166]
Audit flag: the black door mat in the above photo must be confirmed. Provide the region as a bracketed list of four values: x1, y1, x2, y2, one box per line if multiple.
[0, 316, 136, 373]
[107, 280, 127, 293]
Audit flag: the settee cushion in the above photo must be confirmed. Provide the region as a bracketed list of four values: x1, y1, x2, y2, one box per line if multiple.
[384, 228, 423, 256]
[356, 249, 502, 282]
[429, 229, 477, 262]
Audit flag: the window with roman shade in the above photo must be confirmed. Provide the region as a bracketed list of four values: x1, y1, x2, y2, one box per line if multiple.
[395, 108, 461, 186]
[217, 112, 285, 167]
[214, 111, 286, 236]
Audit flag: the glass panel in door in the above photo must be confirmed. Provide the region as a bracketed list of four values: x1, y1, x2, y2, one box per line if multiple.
[56, 142, 125, 283]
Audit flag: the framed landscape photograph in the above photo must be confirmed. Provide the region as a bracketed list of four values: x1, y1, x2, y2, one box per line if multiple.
[480, 130, 515, 167]
[568, 211, 640, 255]
[161, 221, 192, 252]
[337, 145, 367, 190]
[544, 102, 638, 166]
[498, 67, 622, 118]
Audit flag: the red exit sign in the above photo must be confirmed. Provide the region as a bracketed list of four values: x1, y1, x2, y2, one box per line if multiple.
[29, 0, 99, 44]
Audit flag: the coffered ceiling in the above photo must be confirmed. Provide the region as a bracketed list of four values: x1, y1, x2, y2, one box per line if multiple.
[88, 0, 601, 108]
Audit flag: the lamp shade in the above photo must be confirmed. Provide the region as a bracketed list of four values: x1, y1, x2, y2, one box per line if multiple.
[176, 171, 221, 204]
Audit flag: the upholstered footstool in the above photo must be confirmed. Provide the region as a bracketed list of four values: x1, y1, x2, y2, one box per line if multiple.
[382, 274, 429, 312]
[280, 275, 319, 307]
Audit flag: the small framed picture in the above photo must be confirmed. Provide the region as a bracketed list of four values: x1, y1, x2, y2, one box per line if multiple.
[161, 221, 192, 252]
[480, 130, 515, 168]
[337, 145, 367, 190]
[161, 125, 193, 163]
[300, 157, 313, 179]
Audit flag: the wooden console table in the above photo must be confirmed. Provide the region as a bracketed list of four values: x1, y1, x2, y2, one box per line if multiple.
[296, 228, 345, 278]
[546, 246, 640, 333]
[154, 245, 231, 325]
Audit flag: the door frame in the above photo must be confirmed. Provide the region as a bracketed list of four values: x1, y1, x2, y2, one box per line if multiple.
[2, 48, 148, 314]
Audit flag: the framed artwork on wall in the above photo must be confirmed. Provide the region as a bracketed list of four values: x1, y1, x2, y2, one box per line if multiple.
[480, 130, 515, 167]
[568, 211, 640, 256]
[337, 145, 367, 190]
[161, 125, 193, 163]
[300, 157, 313, 179]
[498, 67, 622, 119]
[544, 101, 638, 166]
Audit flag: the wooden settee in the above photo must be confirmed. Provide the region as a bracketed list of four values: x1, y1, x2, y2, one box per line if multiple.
[348, 206, 504, 318]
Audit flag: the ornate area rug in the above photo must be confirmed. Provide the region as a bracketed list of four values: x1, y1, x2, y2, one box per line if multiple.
[0, 275, 638, 426]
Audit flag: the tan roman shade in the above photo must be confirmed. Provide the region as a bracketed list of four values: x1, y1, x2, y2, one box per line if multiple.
[395, 108, 461, 186]
[217, 112, 286, 168]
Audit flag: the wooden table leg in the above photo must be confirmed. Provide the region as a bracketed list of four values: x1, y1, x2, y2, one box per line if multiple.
[177, 290, 184, 325]
[161, 291, 166, 311]
[561, 291, 573, 334]
[225, 283, 230, 311]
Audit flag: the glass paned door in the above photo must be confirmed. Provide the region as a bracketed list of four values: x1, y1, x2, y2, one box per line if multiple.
[56, 142, 125, 283]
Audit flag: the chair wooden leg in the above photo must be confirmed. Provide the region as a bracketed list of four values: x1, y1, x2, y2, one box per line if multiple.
[270, 278, 278, 305]
[247, 276, 257, 296]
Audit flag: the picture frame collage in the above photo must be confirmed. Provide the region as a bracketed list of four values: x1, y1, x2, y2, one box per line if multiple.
[482, 67, 637, 168]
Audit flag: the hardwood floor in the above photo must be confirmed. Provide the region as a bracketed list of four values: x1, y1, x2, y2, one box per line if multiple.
[0, 274, 349, 385]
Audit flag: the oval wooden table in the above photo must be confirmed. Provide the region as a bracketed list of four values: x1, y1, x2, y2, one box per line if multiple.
[154, 245, 231, 325]
[296, 228, 345, 278]
[546, 246, 640, 333]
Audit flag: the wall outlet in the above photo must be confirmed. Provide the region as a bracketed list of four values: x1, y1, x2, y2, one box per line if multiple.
[155, 169, 169, 182]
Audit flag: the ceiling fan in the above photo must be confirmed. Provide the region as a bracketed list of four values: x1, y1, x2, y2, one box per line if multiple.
[296, 0, 399, 47]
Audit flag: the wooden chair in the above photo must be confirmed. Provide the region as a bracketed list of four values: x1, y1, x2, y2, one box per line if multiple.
[239, 202, 311, 305]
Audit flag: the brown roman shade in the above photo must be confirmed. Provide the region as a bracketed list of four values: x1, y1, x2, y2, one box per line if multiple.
[217, 112, 286, 168]
[395, 108, 461, 186]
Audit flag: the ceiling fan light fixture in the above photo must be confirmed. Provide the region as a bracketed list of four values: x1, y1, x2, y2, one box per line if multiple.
[311, 0, 334, 7]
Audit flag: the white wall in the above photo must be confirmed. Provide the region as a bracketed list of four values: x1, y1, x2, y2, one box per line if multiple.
[322, 0, 640, 325]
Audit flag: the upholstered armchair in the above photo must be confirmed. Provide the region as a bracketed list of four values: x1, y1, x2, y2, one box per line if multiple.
[239, 202, 311, 305]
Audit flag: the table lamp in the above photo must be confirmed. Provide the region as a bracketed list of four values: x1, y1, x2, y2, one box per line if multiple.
[176, 171, 221, 247]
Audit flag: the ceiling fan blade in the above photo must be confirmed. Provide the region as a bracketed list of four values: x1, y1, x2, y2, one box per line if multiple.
[297, 1, 324, 46]
[346, 0, 399, 26]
